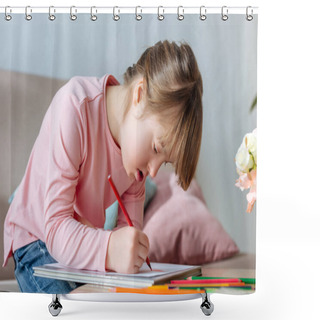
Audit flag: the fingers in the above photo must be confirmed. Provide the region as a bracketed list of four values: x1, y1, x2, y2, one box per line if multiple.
[106, 226, 150, 274]
[123, 228, 150, 271]
[138, 230, 150, 251]
[138, 230, 150, 261]
[134, 255, 145, 272]
[131, 230, 149, 273]
[127, 250, 146, 274]
[137, 244, 148, 264]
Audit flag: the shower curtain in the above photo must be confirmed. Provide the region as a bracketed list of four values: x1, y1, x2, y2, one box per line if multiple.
[0, 7, 257, 294]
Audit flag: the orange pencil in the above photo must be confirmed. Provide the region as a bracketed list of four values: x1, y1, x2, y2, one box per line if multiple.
[108, 175, 152, 271]
[113, 286, 205, 295]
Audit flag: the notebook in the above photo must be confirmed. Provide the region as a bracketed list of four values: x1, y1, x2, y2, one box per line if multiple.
[33, 262, 201, 289]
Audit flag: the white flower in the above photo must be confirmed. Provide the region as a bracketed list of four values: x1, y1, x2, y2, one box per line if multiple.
[235, 128, 257, 213]
[235, 142, 254, 173]
[244, 129, 257, 164]
[235, 129, 257, 173]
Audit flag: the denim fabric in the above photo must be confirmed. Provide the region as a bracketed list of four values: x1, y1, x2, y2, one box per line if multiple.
[13, 240, 83, 294]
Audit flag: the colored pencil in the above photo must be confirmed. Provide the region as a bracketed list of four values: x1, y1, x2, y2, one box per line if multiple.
[205, 286, 255, 293]
[189, 276, 256, 285]
[171, 278, 241, 284]
[108, 175, 152, 271]
[169, 285, 255, 291]
[168, 283, 247, 288]
[239, 278, 256, 284]
[113, 285, 205, 295]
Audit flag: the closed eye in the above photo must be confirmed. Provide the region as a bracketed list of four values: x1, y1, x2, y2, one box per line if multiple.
[154, 145, 158, 154]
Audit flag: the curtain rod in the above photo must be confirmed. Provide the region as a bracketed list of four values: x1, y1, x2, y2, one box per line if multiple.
[0, 6, 258, 15]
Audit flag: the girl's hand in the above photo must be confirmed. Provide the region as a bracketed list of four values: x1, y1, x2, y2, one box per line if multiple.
[105, 226, 150, 274]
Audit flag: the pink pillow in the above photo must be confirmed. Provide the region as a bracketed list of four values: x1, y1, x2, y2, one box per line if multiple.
[143, 172, 239, 265]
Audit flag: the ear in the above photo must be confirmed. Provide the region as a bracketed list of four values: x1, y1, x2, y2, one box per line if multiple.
[132, 78, 145, 118]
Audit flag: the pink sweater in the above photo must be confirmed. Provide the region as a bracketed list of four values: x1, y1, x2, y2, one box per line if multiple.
[3, 74, 145, 272]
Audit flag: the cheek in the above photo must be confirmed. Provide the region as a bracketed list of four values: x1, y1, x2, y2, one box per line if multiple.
[122, 132, 143, 167]
[132, 130, 151, 166]
[121, 119, 152, 168]
[132, 134, 148, 165]
[137, 128, 152, 156]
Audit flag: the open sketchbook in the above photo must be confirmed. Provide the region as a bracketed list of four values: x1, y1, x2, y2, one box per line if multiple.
[33, 262, 201, 289]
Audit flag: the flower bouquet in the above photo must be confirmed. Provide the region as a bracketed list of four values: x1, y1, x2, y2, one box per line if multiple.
[235, 128, 257, 213]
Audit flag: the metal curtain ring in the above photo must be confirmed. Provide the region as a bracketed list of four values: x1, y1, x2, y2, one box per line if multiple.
[113, 6, 120, 21]
[25, 6, 32, 21]
[157, 6, 164, 21]
[177, 6, 184, 21]
[91, 6, 97, 21]
[49, 6, 56, 21]
[221, 6, 228, 21]
[5, 6, 12, 21]
[246, 6, 254, 21]
[200, 6, 207, 21]
[70, 6, 77, 21]
[135, 6, 142, 21]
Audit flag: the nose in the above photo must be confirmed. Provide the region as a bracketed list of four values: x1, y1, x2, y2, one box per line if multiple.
[148, 160, 162, 178]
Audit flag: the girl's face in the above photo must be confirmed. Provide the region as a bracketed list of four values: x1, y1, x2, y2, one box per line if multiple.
[119, 95, 173, 182]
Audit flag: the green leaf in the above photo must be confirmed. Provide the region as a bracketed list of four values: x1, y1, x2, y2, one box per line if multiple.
[250, 95, 257, 112]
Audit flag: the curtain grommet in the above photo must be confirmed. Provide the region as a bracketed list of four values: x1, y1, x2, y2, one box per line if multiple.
[177, 6, 184, 21]
[246, 6, 254, 21]
[49, 6, 56, 21]
[221, 6, 228, 21]
[113, 6, 120, 21]
[70, 6, 77, 21]
[25, 6, 32, 21]
[5, 6, 12, 21]
[200, 6, 207, 21]
[91, 6, 97, 21]
[135, 6, 142, 21]
[158, 6, 164, 21]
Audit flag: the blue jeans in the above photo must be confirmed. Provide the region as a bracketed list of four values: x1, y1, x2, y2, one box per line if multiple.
[14, 240, 83, 294]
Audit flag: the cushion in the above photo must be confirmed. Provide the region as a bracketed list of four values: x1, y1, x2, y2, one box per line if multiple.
[143, 171, 239, 265]
[104, 201, 119, 230]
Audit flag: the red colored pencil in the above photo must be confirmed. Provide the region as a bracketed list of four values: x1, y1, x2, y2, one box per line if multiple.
[108, 175, 152, 271]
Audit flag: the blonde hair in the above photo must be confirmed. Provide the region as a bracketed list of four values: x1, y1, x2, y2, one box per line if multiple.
[123, 40, 203, 190]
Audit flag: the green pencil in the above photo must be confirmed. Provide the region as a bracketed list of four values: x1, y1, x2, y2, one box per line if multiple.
[189, 276, 255, 285]
[169, 285, 255, 290]
[205, 287, 255, 294]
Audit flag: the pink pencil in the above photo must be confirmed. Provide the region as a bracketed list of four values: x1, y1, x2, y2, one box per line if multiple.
[108, 175, 152, 271]
[171, 279, 241, 284]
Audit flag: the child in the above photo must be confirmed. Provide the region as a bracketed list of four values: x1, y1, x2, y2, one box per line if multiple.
[3, 40, 203, 293]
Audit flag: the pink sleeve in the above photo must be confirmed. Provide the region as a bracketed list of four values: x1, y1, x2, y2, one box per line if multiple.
[44, 81, 110, 272]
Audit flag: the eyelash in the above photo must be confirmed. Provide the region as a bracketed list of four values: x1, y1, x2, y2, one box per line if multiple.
[154, 145, 169, 166]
